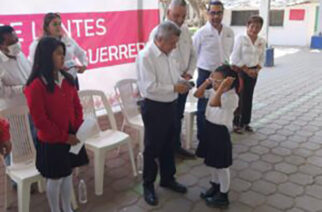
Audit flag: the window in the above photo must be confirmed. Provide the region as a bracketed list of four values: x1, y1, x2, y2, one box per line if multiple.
[270, 10, 284, 26]
[231, 10, 284, 27]
[231, 10, 259, 26]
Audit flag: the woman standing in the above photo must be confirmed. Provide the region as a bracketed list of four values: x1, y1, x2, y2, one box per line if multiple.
[231, 15, 266, 133]
[25, 37, 88, 212]
[29, 13, 88, 89]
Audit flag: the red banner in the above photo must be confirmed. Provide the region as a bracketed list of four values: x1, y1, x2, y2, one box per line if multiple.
[0, 10, 159, 69]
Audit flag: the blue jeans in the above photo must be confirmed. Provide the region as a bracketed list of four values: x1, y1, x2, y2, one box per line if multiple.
[174, 92, 188, 149]
[196, 68, 212, 141]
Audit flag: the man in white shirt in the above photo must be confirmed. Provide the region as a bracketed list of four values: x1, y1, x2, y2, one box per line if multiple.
[137, 21, 189, 206]
[149, 0, 197, 158]
[0, 26, 36, 168]
[193, 0, 234, 141]
[0, 26, 31, 108]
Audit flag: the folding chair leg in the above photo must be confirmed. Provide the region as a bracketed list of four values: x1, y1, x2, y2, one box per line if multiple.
[120, 120, 126, 132]
[37, 178, 46, 193]
[4, 174, 12, 209]
[138, 128, 144, 153]
[17, 181, 31, 212]
[94, 151, 106, 196]
[185, 113, 195, 150]
[127, 141, 137, 177]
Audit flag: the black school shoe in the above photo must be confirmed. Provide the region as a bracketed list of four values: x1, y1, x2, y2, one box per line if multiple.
[205, 192, 230, 208]
[160, 181, 187, 194]
[200, 182, 219, 199]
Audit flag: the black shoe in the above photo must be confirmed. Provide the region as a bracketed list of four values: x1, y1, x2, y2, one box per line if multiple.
[160, 181, 187, 194]
[244, 125, 254, 133]
[143, 185, 158, 206]
[233, 125, 244, 134]
[205, 192, 229, 208]
[200, 182, 219, 199]
[176, 147, 195, 159]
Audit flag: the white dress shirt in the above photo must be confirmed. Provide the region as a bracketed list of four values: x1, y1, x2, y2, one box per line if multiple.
[231, 34, 266, 68]
[193, 21, 224, 72]
[204, 89, 239, 131]
[219, 24, 235, 63]
[29, 36, 88, 78]
[0, 51, 31, 109]
[136, 41, 181, 103]
[149, 24, 197, 77]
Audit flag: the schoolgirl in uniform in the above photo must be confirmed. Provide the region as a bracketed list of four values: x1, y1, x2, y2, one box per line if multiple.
[25, 37, 88, 212]
[194, 65, 239, 208]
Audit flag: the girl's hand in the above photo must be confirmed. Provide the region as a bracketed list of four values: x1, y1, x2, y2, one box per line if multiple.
[205, 77, 213, 86]
[76, 65, 86, 74]
[256, 64, 262, 73]
[67, 134, 80, 146]
[0, 141, 12, 156]
[219, 77, 235, 91]
[249, 70, 258, 78]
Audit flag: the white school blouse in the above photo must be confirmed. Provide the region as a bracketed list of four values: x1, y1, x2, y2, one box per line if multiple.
[204, 89, 239, 130]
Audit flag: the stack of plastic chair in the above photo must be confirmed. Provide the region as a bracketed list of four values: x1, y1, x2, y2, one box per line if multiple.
[114, 79, 144, 153]
[183, 88, 198, 149]
[1, 105, 45, 212]
[78, 89, 137, 196]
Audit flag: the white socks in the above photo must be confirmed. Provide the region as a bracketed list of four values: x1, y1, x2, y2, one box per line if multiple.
[46, 175, 73, 212]
[210, 167, 230, 193]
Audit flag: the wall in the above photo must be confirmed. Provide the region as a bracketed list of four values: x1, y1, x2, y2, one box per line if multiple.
[222, 3, 319, 47]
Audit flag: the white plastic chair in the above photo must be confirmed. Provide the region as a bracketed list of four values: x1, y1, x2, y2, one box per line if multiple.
[1, 105, 45, 212]
[114, 79, 144, 153]
[183, 88, 197, 149]
[1, 105, 78, 212]
[78, 89, 137, 196]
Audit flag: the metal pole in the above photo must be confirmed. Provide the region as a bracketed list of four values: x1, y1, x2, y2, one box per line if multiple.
[259, 0, 271, 47]
[318, 0, 322, 34]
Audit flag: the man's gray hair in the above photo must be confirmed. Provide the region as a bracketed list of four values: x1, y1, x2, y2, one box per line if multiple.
[154, 21, 181, 41]
[169, 0, 187, 9]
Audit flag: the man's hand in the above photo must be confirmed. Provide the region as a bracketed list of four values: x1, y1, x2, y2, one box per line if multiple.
[66, 134, 80, 146]
[174, 83, 189, 94]
[181, 73, 192, 80]
[0, 141, 12, 156]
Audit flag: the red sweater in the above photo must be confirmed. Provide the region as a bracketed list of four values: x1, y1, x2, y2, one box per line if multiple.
[24, 78, 83, 144]
[0, 119, 10, 143]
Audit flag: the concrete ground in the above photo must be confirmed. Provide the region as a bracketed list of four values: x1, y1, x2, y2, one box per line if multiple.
[1, 48, 322, 212]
